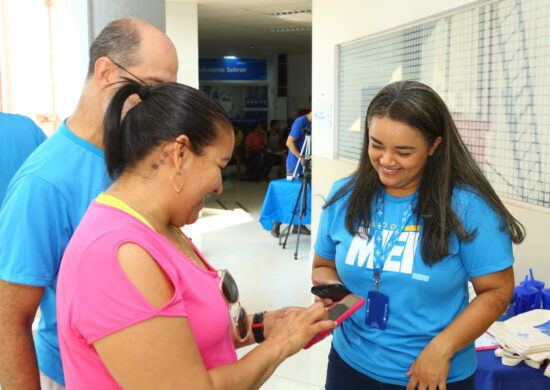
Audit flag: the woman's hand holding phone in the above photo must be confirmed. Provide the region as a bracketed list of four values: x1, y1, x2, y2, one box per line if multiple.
[311, 277, 347, 306]
[303, 294, 365, 349]
[311, 279, 353, 308]
[262, 307, 302, 339]
[262, 302, 337, 358]
[311, 284, 352, 301]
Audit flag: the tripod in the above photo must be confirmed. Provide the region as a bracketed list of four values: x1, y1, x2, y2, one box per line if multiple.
[280, 130, 311, 260]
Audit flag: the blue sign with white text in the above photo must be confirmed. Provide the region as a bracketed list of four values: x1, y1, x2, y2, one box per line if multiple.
[199, 58, 267, 81]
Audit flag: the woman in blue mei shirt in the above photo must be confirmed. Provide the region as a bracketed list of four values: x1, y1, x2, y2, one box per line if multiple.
[313, 81, 525, 390]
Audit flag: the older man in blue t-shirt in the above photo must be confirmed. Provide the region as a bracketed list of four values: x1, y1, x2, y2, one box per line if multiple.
[0, 113, 46, 207]
[0, 19, 178, 389]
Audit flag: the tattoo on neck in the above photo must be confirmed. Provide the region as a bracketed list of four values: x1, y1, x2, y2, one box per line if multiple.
[151, 152, 170, 170]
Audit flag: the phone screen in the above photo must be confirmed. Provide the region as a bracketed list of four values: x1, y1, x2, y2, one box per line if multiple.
[303, 294, 364, 350]
[328, 295, 362, 321]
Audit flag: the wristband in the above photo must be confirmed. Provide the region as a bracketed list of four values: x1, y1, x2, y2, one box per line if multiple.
[252, 311, 266, 343]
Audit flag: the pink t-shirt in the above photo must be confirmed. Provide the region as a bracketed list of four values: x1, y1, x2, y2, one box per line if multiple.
[57, 200, 237, 389]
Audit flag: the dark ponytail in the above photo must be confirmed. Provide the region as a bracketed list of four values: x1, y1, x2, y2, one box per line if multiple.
[104, 81, 144, 178]
[103, 79, 232, 179]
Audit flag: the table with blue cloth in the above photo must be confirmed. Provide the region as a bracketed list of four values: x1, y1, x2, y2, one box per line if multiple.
[475, 349, 550, 389]
[259, 178, 311, 230]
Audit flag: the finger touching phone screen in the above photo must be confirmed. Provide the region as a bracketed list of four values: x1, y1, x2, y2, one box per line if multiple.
[304, 294, 365, 349]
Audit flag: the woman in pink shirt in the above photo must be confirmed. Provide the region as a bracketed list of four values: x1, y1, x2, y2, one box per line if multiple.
[56, 78, 335, 390]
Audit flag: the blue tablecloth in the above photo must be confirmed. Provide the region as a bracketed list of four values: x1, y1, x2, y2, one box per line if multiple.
[475, 349, 550, 389]
[259, 178, 311, 230]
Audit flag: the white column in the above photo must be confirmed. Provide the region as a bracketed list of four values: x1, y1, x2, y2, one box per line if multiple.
[166, 1, 199, 88]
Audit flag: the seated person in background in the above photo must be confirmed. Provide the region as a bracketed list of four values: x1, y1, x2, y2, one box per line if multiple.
[244, 122, 269, 181]
[0, 112, 47, 207]
[266, 119, 287, 178]
[231, 124, 245, 180]
[56, 80, 335, 389]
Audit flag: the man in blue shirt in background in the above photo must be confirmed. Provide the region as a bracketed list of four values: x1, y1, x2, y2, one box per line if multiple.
[0, 19, 178, 390]
[285, 111, 312, 178]
[0, 113, 46, 207]
[270, 112, 312, 238]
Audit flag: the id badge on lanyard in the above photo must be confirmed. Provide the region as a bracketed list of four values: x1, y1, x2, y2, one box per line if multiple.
[365, 289, 390, 330]
[365, 190, 417, 330]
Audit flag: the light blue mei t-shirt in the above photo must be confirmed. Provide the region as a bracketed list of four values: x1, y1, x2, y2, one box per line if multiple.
[0, 122, 111, 386]
[0, 113, 47, 206]
[314, 178, 514, 386]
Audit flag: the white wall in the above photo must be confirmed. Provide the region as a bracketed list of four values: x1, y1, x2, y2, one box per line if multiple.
[166, 1, 199, 88]
[287, 51, 312, 119]
[0, 0, 88, 135]
[2, 0, 176, 135]
[504, 201, 550, 284]
[311, 0, 550, 282]
[1, 1, 51, 123]
[51, 0, 89, 126]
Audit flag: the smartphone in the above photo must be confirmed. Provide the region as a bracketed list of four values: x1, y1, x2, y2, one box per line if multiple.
[303, 294, 365, 349]
[311, 283, 352, 301]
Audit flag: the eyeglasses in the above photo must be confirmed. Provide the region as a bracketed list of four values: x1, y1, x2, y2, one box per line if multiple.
[218, 269, 249, 342]
[109, 58, 148, 86]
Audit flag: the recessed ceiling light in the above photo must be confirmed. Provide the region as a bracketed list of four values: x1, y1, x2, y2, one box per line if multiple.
[270, 10, 312, 23]
[271, 10, 312, 17]
[271, 27, 312, 33]
[224, 56, 238, 59]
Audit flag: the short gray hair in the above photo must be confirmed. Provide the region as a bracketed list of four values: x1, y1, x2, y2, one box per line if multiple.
[86, 19, 141, 79]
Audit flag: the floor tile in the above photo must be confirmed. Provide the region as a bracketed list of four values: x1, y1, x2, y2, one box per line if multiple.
[260, 375, 322, 390]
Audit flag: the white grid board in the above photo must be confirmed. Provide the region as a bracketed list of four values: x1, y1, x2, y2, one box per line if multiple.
[337, 0, 550, 207]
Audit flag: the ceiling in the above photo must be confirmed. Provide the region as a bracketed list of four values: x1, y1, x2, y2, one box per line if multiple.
[169, 0, 312, 57]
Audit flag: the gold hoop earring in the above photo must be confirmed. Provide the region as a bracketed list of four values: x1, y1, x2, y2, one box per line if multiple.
[171, 170, 184, 193]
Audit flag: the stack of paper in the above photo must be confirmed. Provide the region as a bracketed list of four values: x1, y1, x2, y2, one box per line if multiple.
[488, 309, 550, 376]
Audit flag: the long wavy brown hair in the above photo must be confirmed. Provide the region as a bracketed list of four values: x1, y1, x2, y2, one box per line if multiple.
[326, 80, 525, 265]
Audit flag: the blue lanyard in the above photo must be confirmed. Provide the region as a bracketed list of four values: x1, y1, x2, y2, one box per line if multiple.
[372, 190, 418, 291]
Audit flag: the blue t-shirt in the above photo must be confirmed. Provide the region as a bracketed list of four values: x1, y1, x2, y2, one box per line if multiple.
[315, 178, 514, 386]
[0, 122, 111, 385]
[286, 114, 311, 175]
[0, 113, 47, 207]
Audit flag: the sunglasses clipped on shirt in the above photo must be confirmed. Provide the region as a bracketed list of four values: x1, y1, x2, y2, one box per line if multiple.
[218, 269, 249, 342]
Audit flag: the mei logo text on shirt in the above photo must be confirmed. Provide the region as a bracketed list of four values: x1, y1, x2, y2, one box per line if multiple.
[345, 224, 420, 275]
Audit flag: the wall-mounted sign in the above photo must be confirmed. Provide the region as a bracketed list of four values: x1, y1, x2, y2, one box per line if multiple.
[199, 58, 267, 81]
